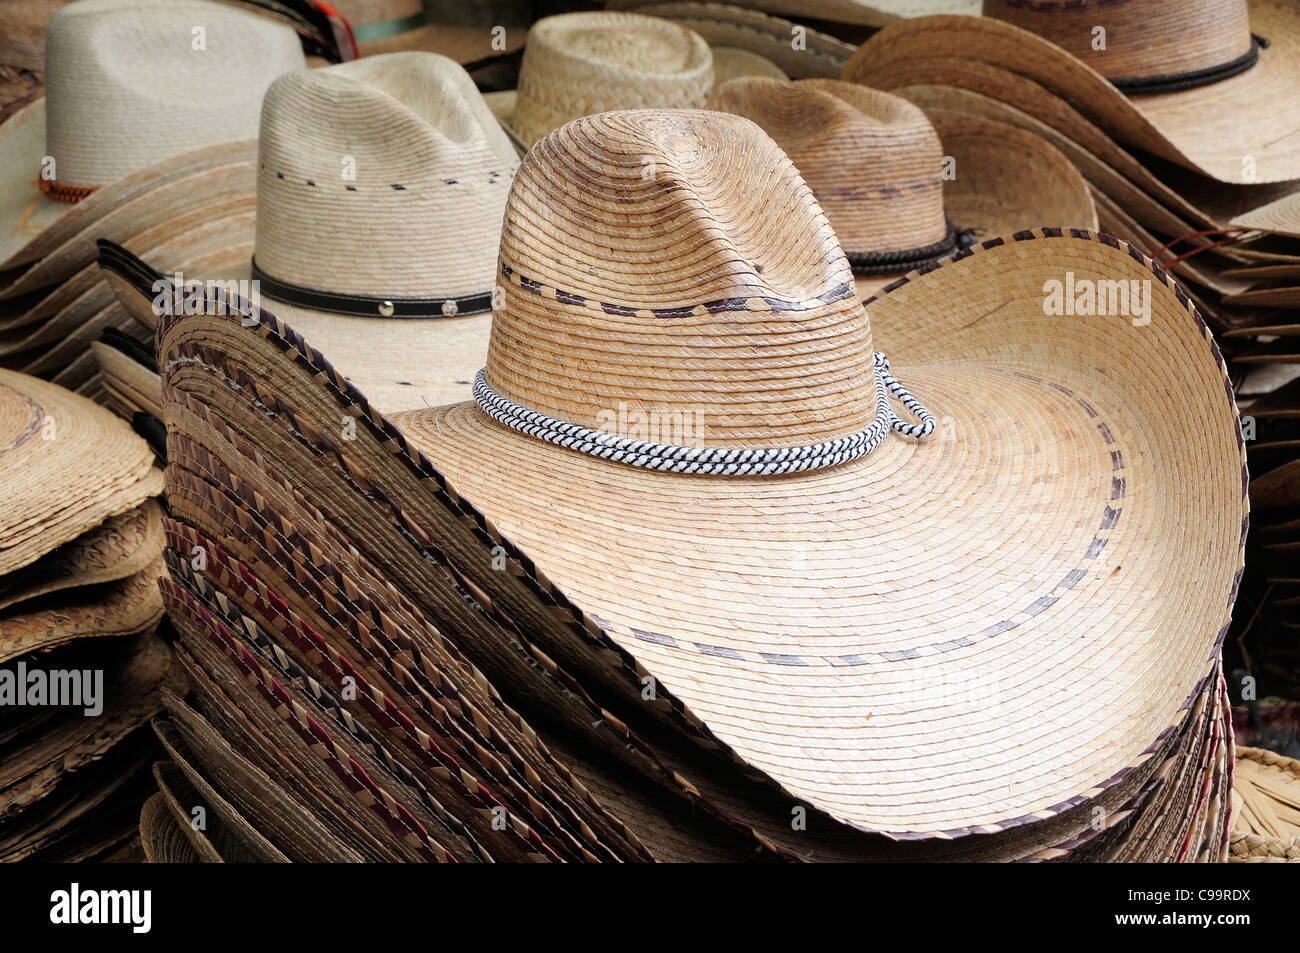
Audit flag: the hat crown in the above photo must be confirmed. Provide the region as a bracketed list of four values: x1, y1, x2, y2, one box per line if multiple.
[485, 109, 877, 450]
[708, 78, 948, 257]
[253, 52, 519, 302]
[982, 0, 1253, 84]
[43, 0, 305, 187]
[512, 12, 714, 146]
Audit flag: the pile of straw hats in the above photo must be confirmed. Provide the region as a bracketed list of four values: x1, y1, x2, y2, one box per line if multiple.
[0, 367, 172, 861]
[5, 0, 1295, 863]
[100, 105, 1246, 862]
[0, 0, 307, 397]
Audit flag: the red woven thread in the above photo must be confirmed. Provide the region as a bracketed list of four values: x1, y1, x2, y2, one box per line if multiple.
[36, 177, 97, 203]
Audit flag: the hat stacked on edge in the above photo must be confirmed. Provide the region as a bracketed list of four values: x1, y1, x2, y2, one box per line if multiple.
[99, 107, 1243, 862]
[0, 368, 174, 861]
[0, 0, 305, 399]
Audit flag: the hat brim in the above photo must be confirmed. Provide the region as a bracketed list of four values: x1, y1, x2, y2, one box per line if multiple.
[102, 250, 492, 415]
[843, 1, 1300, 184]
[0, 555, 165, 664]
[0, 97, 258, 284]
[1233, 190, 1300, 239]
[390, 230, 1246, 838]
[0, 499, 162, 613]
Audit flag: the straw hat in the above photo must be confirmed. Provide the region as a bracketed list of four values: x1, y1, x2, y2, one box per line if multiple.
[0, 0, 304, 275]
[617, 3, 854, 78]
[710, 47, 787, 85]
[0, 368, 161, 576]
[0, 499, 161, 612]
[122, 52, 518, 415]
[486, 12, 713, 149]
[707, 78, 1096, 297]
[355, 108, 1250, 838]
[610, 0, 979, 25]
[844, 0, 1300, 184]
[1230, 746, 1300, 861]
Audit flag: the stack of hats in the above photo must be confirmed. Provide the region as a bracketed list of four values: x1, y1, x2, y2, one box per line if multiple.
[0, 367, 172, 861]
[102, 102, 1245, 861]
[0, 0, 308, 408]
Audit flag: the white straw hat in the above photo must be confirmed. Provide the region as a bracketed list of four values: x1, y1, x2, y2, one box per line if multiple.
[0, 0, 305, 273]
[109, 52, 519, 415]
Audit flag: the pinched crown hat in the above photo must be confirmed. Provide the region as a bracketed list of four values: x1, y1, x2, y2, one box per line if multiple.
[0, 0, 305, 272]
[141, 51, 519, 414]
[486, 11, 714, 148]
[707, 77, 1097, 295]
[387, 108, 1247, 837]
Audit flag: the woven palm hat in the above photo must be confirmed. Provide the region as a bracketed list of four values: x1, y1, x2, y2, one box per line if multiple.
[0, 368, 161, 577]
[706, 78, 1096, 298]
[709, 47, 787, 86]
[843, 0, 1300, 185]
[487, 12, 714, 149]
[387, 108, 1247, 839]
[614, 3, 855, 78]
[0, 0, 304, 275]
[136, 52, 519, 415]
[609, 0, 979, 26]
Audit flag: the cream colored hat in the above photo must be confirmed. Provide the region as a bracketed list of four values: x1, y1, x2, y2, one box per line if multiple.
[105, 52, 519, 415]
[709, 47, 787, 86]
[707, 78, 1097, 297]
[487, 11, 714, 148]
[0, 0, 305, 274]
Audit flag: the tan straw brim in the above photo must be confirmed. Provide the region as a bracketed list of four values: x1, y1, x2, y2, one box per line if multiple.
[0, 555, 165, 664]
[133, 254, 491, 415]
[91, 341, 162, 420]
[626, 3, 855, 78]
[843, 1, 1300, 184]
[0, 499, 162, 613]
[0, 368, 161, 576]
[1233, 190, 1300, 239]
[392, 231, 1245, 838]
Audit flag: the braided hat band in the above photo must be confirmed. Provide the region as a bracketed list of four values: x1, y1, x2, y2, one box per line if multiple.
[473, 352, 935, 476]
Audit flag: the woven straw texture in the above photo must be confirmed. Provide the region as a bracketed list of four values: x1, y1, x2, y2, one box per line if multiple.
[983, 0, 1253, 83]
[842, 1, 1300, 183]
[710, 47, 786, 85]
[1230, 746, 1300, 861]
[0, 367, 160, 576]
[127, 202, 1242, 855]
[254, 52, 517, 300]
[708, 78, 950, 258]
[626, 3, 854, 78]
[507, 12, 713, 147]
[382, 110, 1245, 837]
[43, 0, 304, 188]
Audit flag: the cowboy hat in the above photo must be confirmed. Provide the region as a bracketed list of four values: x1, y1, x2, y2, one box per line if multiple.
[0, 0, 305, 281]
[122, 116, 1242, 856]
[124, 52, 519, 415]
[485, 11, 714, 149]
[381, 108, 1245, 838]
[613, 3, 854, 78]
[707, 78, 1097, 297]
[843, 0, 1300, 184]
